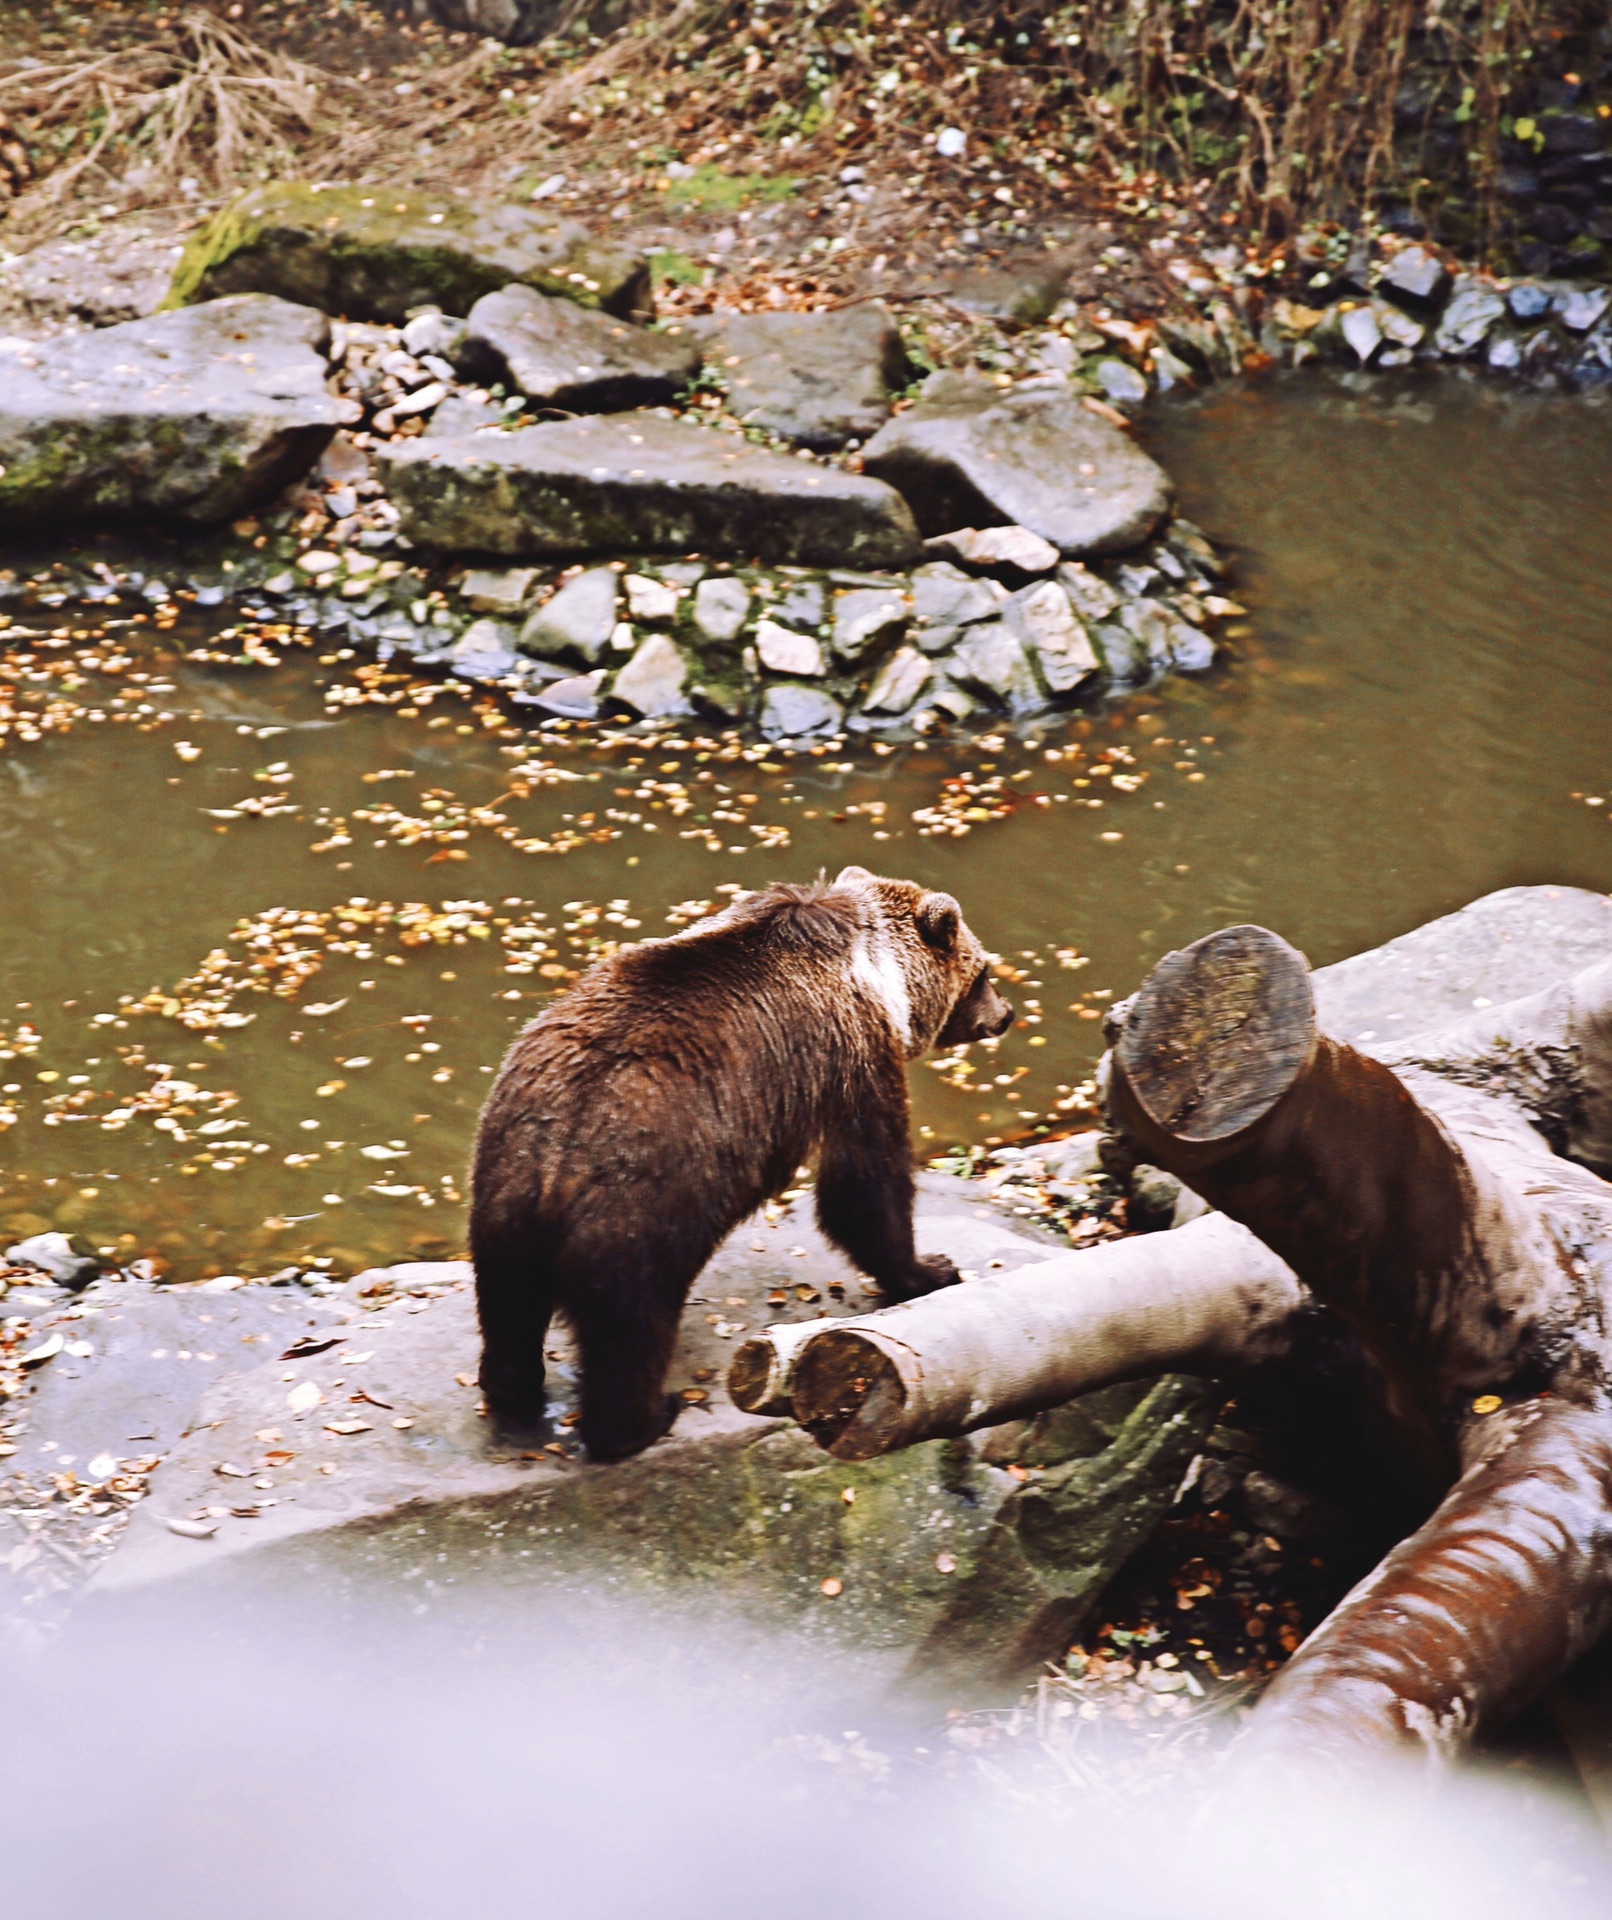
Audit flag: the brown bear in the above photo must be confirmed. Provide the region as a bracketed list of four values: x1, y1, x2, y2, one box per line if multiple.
[468, 865, 1014, 1461]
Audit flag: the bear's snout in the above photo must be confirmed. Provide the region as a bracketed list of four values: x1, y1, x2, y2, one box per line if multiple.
[938, 972, 1016, 1046]
[977, 984, 1016, 1038]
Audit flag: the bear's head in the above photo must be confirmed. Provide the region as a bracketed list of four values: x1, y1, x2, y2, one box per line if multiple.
[832, 866, 1014, 1058]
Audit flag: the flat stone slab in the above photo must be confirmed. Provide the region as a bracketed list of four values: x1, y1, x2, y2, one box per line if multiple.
[0, 294, 347, 524]
[90, 1177, 1213, 1688]
[377, 412, 923, 568]
[0, 1275, 347, 1485]
[862, 372, 1171, 558]
[1313, 884, 1612, 1047]
[167, 182, 649, 324]
[909, 251, 1078, 325]
[690, 303, 911, 449]
[0, 220, 183, 336]
[459, 285, 700, 412]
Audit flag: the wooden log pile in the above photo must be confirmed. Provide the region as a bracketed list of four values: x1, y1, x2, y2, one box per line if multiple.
[731, 916, 1612, 1773]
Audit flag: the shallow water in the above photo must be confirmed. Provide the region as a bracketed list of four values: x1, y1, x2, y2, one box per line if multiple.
[0, 369, 1608, 1279]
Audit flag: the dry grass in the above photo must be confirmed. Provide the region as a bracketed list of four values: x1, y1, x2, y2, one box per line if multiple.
[0, 0, 1588, 255]
[0, 12, 336, 237]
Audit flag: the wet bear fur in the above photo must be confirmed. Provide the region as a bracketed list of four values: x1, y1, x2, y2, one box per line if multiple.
[469, 865, 1015, 1461]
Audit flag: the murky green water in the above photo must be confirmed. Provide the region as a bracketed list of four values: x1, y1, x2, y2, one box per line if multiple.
[0, 371, 1608, 1278]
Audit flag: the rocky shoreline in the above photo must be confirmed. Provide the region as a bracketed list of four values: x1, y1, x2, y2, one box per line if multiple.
[3, 176, 1606, 741]
[0, 182, 1247, 739]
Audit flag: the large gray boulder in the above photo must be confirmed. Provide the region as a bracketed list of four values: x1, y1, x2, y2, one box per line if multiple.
[690, 302, 911, 449]
[0, 294, 347, 525]
[861, 372, 1172, 557]
[458, 285, 700, 411]
[166, 182, 649, 324]
[88, 1178, 1210, 1690]
[377, 412, 923, 568]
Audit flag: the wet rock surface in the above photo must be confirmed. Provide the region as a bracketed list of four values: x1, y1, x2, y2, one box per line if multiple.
[167, 182, 650, 324]
[376, 411, 923, 568]
[688, 302, 911, 449]
[0, 294, 348, 524]
[517, 564, 620, 664]
[457, 285, 701, 412]
[862, 373, 1173, 557]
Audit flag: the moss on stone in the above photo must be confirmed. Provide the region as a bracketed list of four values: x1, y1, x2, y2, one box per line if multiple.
[165, 182, 651, 323]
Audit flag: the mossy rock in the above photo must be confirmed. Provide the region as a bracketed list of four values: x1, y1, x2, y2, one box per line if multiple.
[0, 294, 344, 525]
[165, 183, 651, 325]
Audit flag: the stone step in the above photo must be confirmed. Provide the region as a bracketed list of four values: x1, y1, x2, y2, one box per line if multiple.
[377, 411, 923, 568]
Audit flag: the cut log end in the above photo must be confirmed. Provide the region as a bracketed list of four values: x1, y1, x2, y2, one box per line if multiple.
[790, 1330, 911, 1462]
[1117, 923, 1316, 1142]
[727, 1335, 783, 1416]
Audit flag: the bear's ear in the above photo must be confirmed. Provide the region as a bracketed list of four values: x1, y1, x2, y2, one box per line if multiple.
[918, 893, 961, 952]
[834, 865, 875, 887]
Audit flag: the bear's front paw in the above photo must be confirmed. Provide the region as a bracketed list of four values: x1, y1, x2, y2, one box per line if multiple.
[909, 1252, 964, 1295]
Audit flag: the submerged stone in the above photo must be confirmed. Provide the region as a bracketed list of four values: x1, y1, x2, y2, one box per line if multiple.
[863, 374, 1170, 558]
[378, 413, 922, 567]
[527, 667, 606, 717]
[1118, 599, 1215, 675]
[167, 182, 649, 323]
[690, 302, 911, 449]
[948, 621, 1043, 713]
[862, 644, 932, 715]
[760, 683, 843, 738]
[458, 285, 700, 411]
[0, 294, 346, 525]
[1004, 580, 1100, 694]
[447, 618, 523, 681]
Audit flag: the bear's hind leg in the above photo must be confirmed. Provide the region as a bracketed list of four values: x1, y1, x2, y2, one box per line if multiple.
[570, 1259, 693, 1463]
[473, 1233, 555, 1426]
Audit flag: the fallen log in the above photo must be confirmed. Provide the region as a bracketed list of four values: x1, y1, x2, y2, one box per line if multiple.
[736, 1211, 1303, 1460]
[1239, 1395, 1612, 1773]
